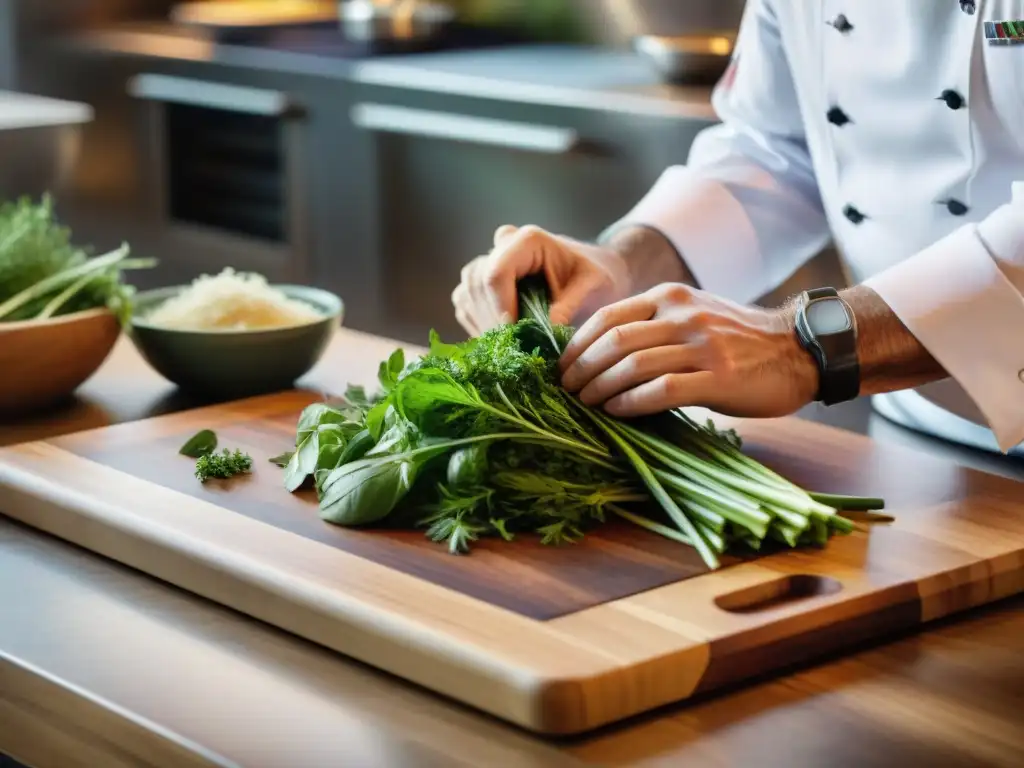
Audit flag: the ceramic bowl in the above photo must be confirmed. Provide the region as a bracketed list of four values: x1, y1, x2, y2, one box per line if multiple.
[0, 307, 121, 415]
[128, 284, 343, 400]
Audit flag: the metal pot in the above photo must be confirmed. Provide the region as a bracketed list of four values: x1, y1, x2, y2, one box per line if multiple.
[634, 32, 736, 84]
[339, 0, 456, 43]
[573, 0, 746, 48]
[0, 91, 92, 201]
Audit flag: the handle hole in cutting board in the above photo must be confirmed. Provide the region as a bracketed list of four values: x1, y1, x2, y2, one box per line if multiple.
[714, 574, 843, 614]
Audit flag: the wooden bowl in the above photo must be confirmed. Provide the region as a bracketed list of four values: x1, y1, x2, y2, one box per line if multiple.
[0, 308, 120, 415]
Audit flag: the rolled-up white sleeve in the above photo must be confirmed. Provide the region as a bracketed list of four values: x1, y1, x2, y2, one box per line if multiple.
[607, 0, 831, 305]
[865, 183, 1024, 453]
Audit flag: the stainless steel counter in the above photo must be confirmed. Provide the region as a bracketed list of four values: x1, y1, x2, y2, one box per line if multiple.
[55, 23, 715, 120]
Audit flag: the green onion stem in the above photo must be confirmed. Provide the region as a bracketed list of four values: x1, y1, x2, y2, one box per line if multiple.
[591, 413, 719, 569]
[827, 513, 856, 534]
[655, 469, 771, 535]
[613, 504, 727, 557]
[809, 516, 829, 546]
[699, 522, 726, 554]
[0, 243, 130, 320]
[761, 503, 811, 533]
[740, 533, 762, 551]
[676, 497, 727, 534]
[625, 422, 823, 515]
[770, 521, 803, 548]
[36, 270, 102, 319]
[808, 492, 886, 511]
[610, 504, 693, 546]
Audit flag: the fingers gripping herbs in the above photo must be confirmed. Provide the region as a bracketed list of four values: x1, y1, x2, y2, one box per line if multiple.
[278, 278, 885, 568]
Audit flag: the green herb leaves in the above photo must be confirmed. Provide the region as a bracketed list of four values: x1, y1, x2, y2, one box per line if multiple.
[0, 196, 154, 325]
[195, 449, 253, 483]
[378, 348, 405, 392]
[283, 403, 364, 492]
[180, 428, 253, 483]
[278, 279, 885, 566]
[268, 451, 294, 467]
[447, 444, 488, 487]
[319, 451, 422, 526]
[180, 429, 218, 458]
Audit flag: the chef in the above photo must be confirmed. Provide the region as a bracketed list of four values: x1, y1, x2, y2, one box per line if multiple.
[452, 0, 1024, 457]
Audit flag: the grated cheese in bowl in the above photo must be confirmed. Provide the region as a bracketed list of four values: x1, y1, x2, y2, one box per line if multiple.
[144, 268, 323, 331]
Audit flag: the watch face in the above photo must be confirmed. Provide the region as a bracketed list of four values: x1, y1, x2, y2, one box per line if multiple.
[806, 298, 852, 335]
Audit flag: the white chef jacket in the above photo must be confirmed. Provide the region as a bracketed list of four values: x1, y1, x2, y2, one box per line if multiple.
[613, 0, 1024, 455]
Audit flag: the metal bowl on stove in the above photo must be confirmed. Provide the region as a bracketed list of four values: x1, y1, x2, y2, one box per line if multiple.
[634, 32, 736, 85]
[340, 0, 455, 43]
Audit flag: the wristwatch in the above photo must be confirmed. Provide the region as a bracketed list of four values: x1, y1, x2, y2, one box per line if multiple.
[794, 287, 860, 406]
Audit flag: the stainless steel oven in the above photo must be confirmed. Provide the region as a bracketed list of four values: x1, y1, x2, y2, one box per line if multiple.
[128, 72, 313, 283]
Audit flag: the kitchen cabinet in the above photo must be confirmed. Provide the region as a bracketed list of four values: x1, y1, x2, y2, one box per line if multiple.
[350, 83, 714, 342]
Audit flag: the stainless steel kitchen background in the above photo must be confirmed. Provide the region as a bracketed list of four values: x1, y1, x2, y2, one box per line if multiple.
[0, 0, 845, 344]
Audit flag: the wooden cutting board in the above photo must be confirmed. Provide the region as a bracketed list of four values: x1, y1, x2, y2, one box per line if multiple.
[1, 390, 1022, 735]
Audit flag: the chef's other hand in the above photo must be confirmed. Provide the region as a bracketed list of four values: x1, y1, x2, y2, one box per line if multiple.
[559, 283, 820, 419]
[451, 225, 630, 336]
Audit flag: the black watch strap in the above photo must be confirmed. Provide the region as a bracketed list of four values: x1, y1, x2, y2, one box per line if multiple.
[794, 287, 860, 406]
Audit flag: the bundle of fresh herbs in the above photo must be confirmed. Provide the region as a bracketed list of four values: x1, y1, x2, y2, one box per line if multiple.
[0, 195, 154, 324]
[279, 277, 884, 569]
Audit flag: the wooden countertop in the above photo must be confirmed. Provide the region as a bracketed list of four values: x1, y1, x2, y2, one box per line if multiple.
[2, 332, 1023, 767]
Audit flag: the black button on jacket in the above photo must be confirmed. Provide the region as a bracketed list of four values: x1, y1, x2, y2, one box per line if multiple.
[829, 14, 853, 33]
[939, 89, 964, 109]
[827, 106, 852, 126]
[843, 205, 867, 224]
[944, 199, 969, 216]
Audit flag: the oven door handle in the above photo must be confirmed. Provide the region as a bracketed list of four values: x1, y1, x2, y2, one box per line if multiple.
[127, 74, 302, 117]
[351, 103, 581, 155]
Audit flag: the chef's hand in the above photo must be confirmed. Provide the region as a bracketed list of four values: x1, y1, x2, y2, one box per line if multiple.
[559, 283, 820, 419]
[451, 225, 630, 335]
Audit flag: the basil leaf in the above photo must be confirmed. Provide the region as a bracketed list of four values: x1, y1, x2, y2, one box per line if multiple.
[180, 429, 217, 458]
[284, 431, 320, 492]
[295, 403, 347, 445]
[317, 442, 345, 477]
[317, 422, 352, 447]
[393, 369, 479, 432]
[377, 348, 406, 393]
[427, 328, 477, 362]
[343, 384, 372, 410]
[447, 444, 488, 488]
[314, 467, 332, 496]
[319, 456, 419, 526]
[268, 451, 294, 467]
[368, 414, 419, 458]
[338, 429, 375, 466]
[365, 398, 391, 441]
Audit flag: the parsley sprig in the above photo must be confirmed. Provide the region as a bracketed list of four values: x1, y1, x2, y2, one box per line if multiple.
[195, 449, 253, 483]
[180, 430, 253, 484]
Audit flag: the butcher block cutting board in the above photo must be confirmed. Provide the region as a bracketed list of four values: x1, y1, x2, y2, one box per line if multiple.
[1, 390, 1023, 735]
